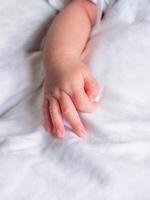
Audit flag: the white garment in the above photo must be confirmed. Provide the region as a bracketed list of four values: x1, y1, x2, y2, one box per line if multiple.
[48, 0, 112, 12]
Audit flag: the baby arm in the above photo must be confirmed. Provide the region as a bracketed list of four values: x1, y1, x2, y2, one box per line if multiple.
[43, 0, 100, 138]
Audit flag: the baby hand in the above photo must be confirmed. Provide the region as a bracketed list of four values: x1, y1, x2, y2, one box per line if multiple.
[43, 58, 100, 139]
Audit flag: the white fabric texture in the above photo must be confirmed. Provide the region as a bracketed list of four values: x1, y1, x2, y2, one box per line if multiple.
[48, 0, 110, 11]
[1, 0, 150, 199]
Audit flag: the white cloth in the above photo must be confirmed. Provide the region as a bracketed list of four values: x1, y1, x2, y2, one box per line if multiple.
[48, 0, 111, 12]
[0, 0, 57, 116]
[1, 0, 150, 200]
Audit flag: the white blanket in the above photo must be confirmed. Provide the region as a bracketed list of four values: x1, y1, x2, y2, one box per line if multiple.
[1, 0, 150, 199]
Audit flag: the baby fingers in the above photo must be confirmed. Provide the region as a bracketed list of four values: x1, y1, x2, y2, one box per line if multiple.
[84, 74, 100, 103]
[49, 97, 65, 138]
[58, 91, 87, 137]
[43, 98, 53, 133]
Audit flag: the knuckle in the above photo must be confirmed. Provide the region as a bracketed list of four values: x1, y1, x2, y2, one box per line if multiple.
[61, 86, 71, 96]
[53, 108, 58, 114]
[51, 88, 61, 99]
[49, 104, 58, 115]
[51, 113, 58, 122]
[77, 104, 85, 112]
[57, 81, 71, 95]
[62, 106, 73, 115]
[77, 101, 94, 113]
[71, 95, 86, 112]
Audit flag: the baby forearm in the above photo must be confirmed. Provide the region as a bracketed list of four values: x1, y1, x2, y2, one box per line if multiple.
[43, 0, 96, 66]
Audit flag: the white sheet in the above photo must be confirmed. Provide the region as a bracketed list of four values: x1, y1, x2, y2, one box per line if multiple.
[1, 0, 150, 199]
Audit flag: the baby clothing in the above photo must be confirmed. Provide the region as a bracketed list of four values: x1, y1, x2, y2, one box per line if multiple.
[48, 0, 150, 24]
[48, 0, 113, 13]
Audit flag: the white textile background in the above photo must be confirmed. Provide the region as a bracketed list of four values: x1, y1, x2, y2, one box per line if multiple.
[1, 0, 150, 199]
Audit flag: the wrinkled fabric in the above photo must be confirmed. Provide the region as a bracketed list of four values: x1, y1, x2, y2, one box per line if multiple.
[1, 0, 150, 200]
[48, 0, 99, 10]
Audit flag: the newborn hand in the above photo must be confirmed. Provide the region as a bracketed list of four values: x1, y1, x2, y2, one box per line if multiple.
[43, 58, 100, 138]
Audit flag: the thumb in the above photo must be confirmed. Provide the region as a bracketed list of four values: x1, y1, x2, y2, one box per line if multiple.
[84, 74, 100, 103]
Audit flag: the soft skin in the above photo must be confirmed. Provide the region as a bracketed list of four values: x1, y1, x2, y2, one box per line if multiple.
[43, 0, 100, 138]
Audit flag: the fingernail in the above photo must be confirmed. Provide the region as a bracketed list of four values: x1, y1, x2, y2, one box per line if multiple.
[78, 128, 87, 137]
[90, 94, 100, 103]
[56, 130, 64, 138]
[95, 94, 100, 102]
[90, 96, 96, 103]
